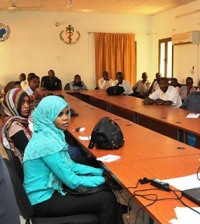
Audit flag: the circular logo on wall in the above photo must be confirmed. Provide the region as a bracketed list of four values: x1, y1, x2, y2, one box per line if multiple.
[60, 25, 80, 45]
[0, 23, 10, 42]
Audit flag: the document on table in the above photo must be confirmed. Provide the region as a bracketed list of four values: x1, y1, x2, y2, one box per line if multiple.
[186, 113, 200, 118]
[164, 174, 200, 191]
[169, 207, 200, 224]
[78, 136, 91, 141]
[97, 154, 121, 162]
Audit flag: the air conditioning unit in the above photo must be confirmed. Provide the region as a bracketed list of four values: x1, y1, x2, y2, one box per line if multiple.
[172, 31, 200, 45]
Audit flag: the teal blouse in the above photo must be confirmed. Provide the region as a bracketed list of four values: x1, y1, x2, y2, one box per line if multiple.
[24, 150, 105, 205]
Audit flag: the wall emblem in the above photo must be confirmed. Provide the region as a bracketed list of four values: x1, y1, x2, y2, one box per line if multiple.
[0, 23, 10, 42]
[60, 25, 80, 45]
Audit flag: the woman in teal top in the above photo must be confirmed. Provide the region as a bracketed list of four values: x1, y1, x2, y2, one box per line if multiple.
[23, 95, 123, 224]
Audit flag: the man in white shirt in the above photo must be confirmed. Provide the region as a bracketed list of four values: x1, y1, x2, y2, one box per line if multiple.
[112, 72, 133, 95]
[132, 72, 151, 98]
[19, 73, 28, 91]
[98, 71, 113, 90]
[143, 78, 182, 108]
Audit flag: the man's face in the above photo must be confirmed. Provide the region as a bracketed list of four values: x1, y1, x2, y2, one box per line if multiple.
[48, 70, 55, 78]
[186, 78, 193, 87]
[29, 78, 40, 91]
[117, 75, 123, 83]
[142, 73, 147, 81]
[159, 79, 169, 93]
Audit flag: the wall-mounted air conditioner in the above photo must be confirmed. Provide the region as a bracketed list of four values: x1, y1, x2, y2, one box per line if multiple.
[172, 31, 200, 45]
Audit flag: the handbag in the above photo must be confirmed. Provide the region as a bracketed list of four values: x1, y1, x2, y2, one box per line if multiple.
[63, 184, 110, 195]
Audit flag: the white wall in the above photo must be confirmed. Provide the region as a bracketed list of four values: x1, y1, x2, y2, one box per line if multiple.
[153, 0, 200, 85]
[0, 11, 152, 89]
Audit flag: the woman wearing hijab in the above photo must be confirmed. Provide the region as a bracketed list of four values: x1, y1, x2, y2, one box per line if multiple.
[1, 88, 32, 163]
[69, 74, 88, 90]
[23, 95, 123, 224]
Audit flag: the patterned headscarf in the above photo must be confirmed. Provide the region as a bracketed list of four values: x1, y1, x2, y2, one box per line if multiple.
[2, 88, 30, 118]
[23, 95, 70, 161]
[1, 88, 31, 161]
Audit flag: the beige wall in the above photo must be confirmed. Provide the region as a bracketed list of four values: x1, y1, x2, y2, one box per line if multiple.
[1, 0, 200, 88]
[0, 12, 152, 89]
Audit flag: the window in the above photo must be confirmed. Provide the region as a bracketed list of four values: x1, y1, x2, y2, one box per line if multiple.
[159, 38, 173, 78]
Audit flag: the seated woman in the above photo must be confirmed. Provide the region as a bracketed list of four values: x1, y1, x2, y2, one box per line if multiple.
[1, 88, 32, 163]
[23, 95, 123, 224]
[68, 74, 87, 90]
[1, 88, 82, 162]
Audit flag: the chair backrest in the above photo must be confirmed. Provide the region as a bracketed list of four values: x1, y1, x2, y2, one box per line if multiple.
[64, 83, 70, 90]
[57, 79, 62, 90]
[4, 81, 16, 94]
[5, 148, 24, 183]
[40, 76, 48, 88]
[0, 156, 21, 224]
[3, 158, 34, 222]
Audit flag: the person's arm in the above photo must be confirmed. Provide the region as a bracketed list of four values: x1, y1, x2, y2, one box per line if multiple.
[143, 97, 157, 105]
[155, 99, 173, 106]
[10, 130, 29, 153]
[111, 80, 117, 86]
[123, 81, 133, 95]
[69, 82, 74, 90]
[98, 78, 107, 89]
[81, 81, 87, 90]
[132, 81, 138, 92]
[43, 151, 105, 189]
[143, 81, 151, 93]
[179, 99, 188, 109]
[144, 97, 172, 106]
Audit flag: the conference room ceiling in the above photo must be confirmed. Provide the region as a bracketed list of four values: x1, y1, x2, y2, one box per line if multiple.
[0, 0, 198, 15]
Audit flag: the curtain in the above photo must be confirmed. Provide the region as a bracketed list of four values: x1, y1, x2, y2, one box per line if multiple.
[94, 33, 136, 86]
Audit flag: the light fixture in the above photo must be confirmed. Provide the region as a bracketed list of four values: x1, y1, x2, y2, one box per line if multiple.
[67, 0, 72, 9]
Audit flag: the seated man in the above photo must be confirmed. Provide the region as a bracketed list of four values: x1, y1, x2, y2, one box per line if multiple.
[19, 73, 28, 90]
[112, 72, 133, 95]
[98, 71, 113, 90]
[132, 72, 151, 98]
[170, 78, 181, 93]
[180, 92, 200, 113]
[68, 74, 87, 91]
[179, 77, 196, 102]
[143, 77, 182, 108]
[41, 69, 62, 90]
[24, 73, 45, 105]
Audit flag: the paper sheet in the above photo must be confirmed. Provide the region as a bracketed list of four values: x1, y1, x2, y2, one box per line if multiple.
[97, 154, 121, 162]
[169, 207, 200, 224]
[78, 136, 91, 141]
[186, 113, 200, 118]
[164, 174, 200, 191]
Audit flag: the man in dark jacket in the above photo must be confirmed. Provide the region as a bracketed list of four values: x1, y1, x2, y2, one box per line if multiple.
[41, 69, 62, 90]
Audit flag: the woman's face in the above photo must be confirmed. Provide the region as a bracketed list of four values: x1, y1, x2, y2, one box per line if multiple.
[20, 95, 30, 117]
[54, 107, 70, 131]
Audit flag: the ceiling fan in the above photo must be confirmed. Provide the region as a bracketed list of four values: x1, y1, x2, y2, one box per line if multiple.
[7, 2, 42, 12]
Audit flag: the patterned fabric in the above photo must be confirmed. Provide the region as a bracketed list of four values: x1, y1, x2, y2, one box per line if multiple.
[23, 95, 70, 161]
[2, 88, 29, 118]
[1, 88, 31, 162]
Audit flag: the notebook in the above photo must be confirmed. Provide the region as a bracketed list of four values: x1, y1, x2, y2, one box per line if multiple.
[182, 187, 200, 206]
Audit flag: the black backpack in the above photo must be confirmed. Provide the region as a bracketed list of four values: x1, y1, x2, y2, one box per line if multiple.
[106, 86, 125, 95]
[88, 117, 124, 150]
